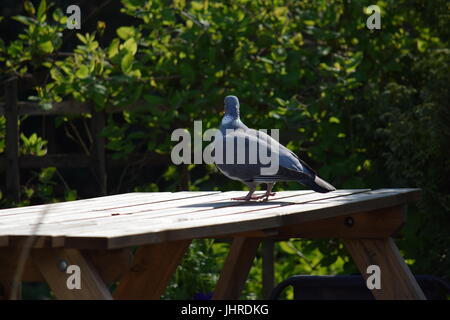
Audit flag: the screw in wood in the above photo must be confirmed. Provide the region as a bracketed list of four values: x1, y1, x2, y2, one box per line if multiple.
[344, 216, 354, 227]
[57, 259, 68, 272]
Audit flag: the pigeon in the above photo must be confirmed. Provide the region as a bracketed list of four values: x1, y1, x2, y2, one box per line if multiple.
[215, 95, 336, 201]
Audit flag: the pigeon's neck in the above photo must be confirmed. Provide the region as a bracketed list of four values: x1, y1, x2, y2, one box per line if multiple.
[221, 114, 239, 125]
[220, 114, 248, 134]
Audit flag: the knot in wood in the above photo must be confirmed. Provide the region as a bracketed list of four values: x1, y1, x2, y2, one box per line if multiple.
[344, 216, 355, 227]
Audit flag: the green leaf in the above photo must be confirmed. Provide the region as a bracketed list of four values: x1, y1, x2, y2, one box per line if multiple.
[52, 7, 64, 23]
[174, 0, 186, 10]
[345, 52, 363, 74]
[117, 26, 135, 40]
[122, 38, 137, 55]
[108, 38, 120, 58]
[65, 190, 77, 201]
[329, 116, 340, 124]
[279, 242, 296, 254]
[275, 97, 286, 106]
[38, 40, 54, 53]
[75, 65, 89, 79]
[39, 167, 56, 184]
[40, 102, 53, 110]
[50, 68, 63, 81]
[143, 94, 165, 105]
[12, 15, 34, 26]
[76, 33, 87, 44]
[121, 53, 134, 73]
[37, 0, 47, 22]
[190, 1, 203, 11]
[24, 1, 36, 15]
[121, 0, 144, 10]
[417, 39, 427, 52]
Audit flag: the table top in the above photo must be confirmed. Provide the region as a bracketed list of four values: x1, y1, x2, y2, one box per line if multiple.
[0, 189, 420, 249]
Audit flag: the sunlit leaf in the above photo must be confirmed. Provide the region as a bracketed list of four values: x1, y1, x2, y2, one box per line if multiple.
[38, 40, 54, 53]
[117, 26, 135, 40]
[75, 65, 89, 79]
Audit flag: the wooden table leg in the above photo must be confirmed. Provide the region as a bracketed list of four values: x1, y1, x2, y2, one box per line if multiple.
[212, 237, 261, 300]
[113, 239, 191, 300]
[262, 239, 274, 299]
[344, 237, 426, 300]
[0, 280, 21, 300]
[0, 248, 25, 300]
[31, 249, 112, 300]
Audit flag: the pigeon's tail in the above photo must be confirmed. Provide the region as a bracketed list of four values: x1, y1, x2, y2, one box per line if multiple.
[300, 176, 336, 193]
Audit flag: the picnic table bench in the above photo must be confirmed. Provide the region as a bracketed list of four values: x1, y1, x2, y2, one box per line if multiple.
[0, 188, 426, 300]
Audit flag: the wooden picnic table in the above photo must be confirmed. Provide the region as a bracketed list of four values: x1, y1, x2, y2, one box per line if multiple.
[0, 188, 425, 300]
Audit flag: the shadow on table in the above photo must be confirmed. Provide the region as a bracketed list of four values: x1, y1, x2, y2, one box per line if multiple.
[178, 200, 295, 208]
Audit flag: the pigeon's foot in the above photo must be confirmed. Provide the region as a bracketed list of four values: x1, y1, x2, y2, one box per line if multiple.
[262, 192, 276, 202]
[231, 196, 250, 201]
[231, 195, 261, 201]
[231, 192, 276, 202]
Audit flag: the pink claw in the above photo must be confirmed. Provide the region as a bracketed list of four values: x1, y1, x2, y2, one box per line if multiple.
[231, 192, 276, 201]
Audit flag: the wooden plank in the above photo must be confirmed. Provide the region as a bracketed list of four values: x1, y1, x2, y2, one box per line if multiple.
[0, 280, 21, 300]
[31, 248, 112, 300]
[0, 193, 141, 215]
[0, 236, 8, 247]
[0, 248, 131, 284]
[3, 101, 91, 115]
[65, 190, 399, 239]
[5, 77, 20, 202]
[83, 249, 133, 285]
[0, 191, 217, 219]
[44, 115, 56, 154]
[98, 189, 416, 248]
[212, 237, 261, 300]
[0, 191, 306, 246]
[0, 245, 27, 299]
[344, 238, 426, 300]
[0, 101, 90, 116]
[88, 191, 313, 217]
[0, 191, 217, 217]
[91, 110, 107, 195]
[0, 189, 420, 249]
[0, 248, 43, 282]
[2, 191, 341, 248]
[0, 192, 227, 244]
[3, 190, 349, 233]
[0, 190, 312, 228]
[273, 205, 407, 239]
[0, 189, 404, 249]
[262, 239, 274, 299]
[113, 240, 191, 299]
[0, 100, 145, 116]
[0, 153, 170, 169]
[20, 154, 90, 168]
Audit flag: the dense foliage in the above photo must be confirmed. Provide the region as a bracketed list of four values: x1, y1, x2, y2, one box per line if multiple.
[0, 0, 448, 299]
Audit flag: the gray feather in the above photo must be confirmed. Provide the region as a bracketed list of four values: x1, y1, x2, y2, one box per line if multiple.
[216, 96, 336, 193]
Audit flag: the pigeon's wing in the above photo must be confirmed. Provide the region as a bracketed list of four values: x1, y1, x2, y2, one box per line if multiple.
[214, 129, 265, 182]
[215, 128, 314, 182]
[244, 129, 317, 176]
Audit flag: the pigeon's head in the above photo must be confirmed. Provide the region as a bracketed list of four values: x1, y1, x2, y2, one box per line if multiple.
[224, 95, 240, 119]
